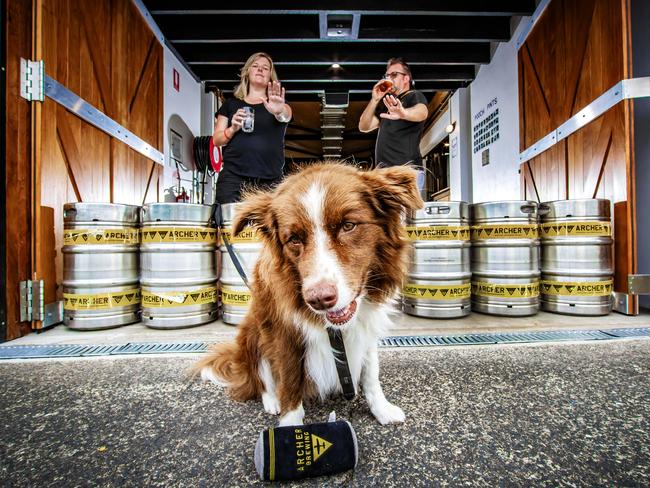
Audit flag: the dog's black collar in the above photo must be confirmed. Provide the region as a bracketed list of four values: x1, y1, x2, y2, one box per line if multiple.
[327, 328, 356, 401]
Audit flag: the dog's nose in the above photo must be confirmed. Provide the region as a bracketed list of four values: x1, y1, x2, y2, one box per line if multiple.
[304, 282, 338, 310]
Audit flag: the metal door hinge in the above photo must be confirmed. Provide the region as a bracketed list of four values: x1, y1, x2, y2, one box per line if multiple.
[19, 280, 34, 322]
[629, 274, 650, 295]
[19, 280, 63, 328]
[20, 58, 44, 102]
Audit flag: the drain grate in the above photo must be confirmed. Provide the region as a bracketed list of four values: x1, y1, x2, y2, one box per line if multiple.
[0, 328, 649, 359]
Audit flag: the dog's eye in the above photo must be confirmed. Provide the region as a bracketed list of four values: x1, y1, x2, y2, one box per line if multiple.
[287, 235, 302, 245]
[340, 222, 357, 233]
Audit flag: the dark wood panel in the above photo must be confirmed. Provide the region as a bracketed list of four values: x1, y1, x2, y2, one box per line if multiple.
[37, 0, 164, 307]
[5, 0, 33, 340]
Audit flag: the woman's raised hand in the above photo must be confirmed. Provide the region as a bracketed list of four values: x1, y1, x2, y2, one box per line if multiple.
[262, 81, 286, 116]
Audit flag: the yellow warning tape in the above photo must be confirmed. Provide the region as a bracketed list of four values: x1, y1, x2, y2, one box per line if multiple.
[471, 281, 540, 298]
[141, 286, 218, 308]
[471, 224, 539, 240]
[220, 228, 260, 243]
[63, 289, 140, 310]
[540, 221, 611, 237]
[541, 280, 613, 296]
[221, 286, 252, 306]
[140, 227, 217, 243]
[64, 228, 139, 245]
[404, 226, 470, 241]
[403, 283, 471, 300]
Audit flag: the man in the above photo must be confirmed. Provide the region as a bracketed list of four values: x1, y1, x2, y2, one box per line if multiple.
[358, 58, 428, 174]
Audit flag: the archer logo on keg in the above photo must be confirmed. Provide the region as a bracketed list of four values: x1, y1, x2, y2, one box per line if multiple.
[471, 281, 539, 298]
[64, 229, 139, 245]
[471, 224, 538, 240]
[403, 283, 471, 300]
[142, 287, 218, 307]
[540, 222, 611, 237]
[542, 280, 613, 296]
[141, 226, 216, 243]
[221, 288, 251, 305]
[221, 227, 259, 243]
[63, 289, 140, 310]
[405, 226, 470, 241]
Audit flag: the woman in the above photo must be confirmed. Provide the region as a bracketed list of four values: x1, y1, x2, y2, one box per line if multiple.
[213, 52, 292, 204]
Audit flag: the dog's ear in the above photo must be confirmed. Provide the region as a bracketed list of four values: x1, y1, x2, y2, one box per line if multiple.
[362, 165, 425, 214]
[232, 190, 276, 239]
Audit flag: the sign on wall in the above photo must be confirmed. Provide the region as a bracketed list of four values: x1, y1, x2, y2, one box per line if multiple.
[473, 97, 500, 155]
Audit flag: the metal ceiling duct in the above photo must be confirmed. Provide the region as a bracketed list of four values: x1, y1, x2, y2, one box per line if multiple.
[320, 92, 349, 159]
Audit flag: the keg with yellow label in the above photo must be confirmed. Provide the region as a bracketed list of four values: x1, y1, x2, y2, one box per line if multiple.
[470, 201, 540, 316]
[62, 203, 141, 330]
[402, 201, 471, 318]
[220, 203, 262, 325]
[539, 199, 613, 315]
[140, 203, 218, 328]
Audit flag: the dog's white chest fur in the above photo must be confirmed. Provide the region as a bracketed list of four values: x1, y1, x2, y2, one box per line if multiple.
[298, 301, 387, 400]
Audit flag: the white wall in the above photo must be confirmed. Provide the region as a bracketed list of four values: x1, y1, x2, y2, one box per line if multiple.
[469, 18, 529, 203]
[163, 49, 202, 200]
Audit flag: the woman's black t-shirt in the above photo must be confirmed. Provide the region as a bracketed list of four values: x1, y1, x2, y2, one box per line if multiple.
[216, 98, 288, 179]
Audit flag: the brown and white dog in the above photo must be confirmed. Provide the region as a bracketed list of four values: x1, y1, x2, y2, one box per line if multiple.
[194, 162, 423, 426]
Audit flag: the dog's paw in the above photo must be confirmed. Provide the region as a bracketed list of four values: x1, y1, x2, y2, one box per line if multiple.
[372, 402, 405, 425]
[262, 392, 281, 415]
[278, 405, 305, 427]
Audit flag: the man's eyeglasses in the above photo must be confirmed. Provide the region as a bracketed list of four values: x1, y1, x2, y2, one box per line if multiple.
[384, 71, 407, 79]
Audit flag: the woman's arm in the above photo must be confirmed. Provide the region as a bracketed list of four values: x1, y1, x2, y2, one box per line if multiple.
[212, 111, 245, 146]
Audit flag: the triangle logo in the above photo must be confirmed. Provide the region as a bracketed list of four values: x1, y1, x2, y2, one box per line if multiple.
[311, 433, 333, 463]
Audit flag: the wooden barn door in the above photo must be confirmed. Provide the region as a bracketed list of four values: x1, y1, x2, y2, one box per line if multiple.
[31, 0, 164, 331]
[518, 0, 637, 312]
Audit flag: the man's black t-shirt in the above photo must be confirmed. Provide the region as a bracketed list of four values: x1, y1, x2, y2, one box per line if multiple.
[374, 90, 428, 167]
[216, 98, 288, 179]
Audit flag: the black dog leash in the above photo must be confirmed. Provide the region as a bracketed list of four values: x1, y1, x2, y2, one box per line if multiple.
[210, 201, 250, 288]
[327, 328, 356, 400]
[211, 200, 354, 400]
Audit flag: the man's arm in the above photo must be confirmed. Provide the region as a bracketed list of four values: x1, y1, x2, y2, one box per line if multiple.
[379, 95, 428, 122]
[358, 99, 380, 132]
[359, 80, 393, 132]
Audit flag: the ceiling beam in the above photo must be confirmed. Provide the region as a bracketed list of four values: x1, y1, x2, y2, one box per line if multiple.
[158, 15, 510, 43]
[175, 41, 491, 65]
[192, 65, 476, 82]
[146, 1, 536, 16]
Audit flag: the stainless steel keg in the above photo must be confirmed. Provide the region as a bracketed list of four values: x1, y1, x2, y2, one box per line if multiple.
[402, 201, 471, 318]
[539, 199, 613, 315]
[62, 203, 140, 330]
[471, 201, 540, 316]
[140, 203, 218, 329]
[220, 203, 262, 325]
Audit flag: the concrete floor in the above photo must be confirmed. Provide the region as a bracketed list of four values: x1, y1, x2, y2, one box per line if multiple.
[8, 308, 650, 346]
[2, 340, 649, 486]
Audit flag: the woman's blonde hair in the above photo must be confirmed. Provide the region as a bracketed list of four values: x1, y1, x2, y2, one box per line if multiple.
[233, 52, 279, 100]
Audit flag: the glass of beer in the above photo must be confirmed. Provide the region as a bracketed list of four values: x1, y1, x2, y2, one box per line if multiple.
[377, 78, 394, 93]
